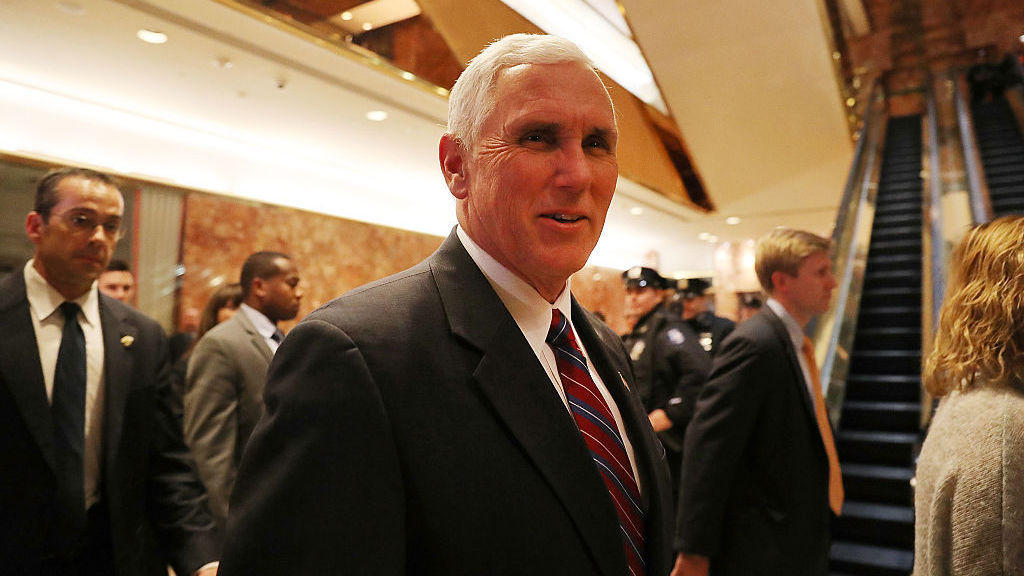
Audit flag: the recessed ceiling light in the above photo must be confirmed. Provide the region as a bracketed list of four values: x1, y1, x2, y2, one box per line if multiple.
[137, 29, 168, 44]
[629, 207, 643, 216]
[366, 110, 388, 122]
[1020, 34, 1024, 43]
[212, 57, 233, 69]
[401, 71, 416, 81]
[341, 11, 353, 21]
[707, 235, 719, 243]
[725, 216, 741, 225]
[435, 87, 449, 96]
[56, 1, 85, 15]
[698, 232, 710, 240]
[362, 22, 373, 31]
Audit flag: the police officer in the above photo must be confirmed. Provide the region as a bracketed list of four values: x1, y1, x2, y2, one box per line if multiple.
[678, 277, 736, 356]
[622, 267, 710, 501]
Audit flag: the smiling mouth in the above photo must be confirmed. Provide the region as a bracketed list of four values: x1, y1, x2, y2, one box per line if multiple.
[543, 213, 585, 224]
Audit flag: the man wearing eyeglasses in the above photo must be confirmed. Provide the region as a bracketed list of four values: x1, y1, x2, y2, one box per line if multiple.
[0, 167, 221, 576]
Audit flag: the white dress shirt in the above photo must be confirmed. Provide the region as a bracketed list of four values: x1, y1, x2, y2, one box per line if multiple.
[456, 227, 641, 486]
[24, 260, 105, 509]
[765, 297, 817, 399]
[239, 303, 281, 354]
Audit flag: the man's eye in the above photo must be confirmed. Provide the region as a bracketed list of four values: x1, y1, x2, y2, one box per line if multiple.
[103, 222, 120, 233]
[71, 215, 91, 227]
[584, 136, 611, 151]
[523, 132, 554, 145]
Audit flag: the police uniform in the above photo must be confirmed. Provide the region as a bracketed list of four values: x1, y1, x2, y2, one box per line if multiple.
[678, 278, 736, 356]
[622, 301, 710, 497]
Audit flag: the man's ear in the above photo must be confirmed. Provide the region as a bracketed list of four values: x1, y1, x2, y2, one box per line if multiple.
[439, 133, 469, 200]
[252, 277, 267, 301]
[770, 270, 790, 295]
[25, 212, 45, 244]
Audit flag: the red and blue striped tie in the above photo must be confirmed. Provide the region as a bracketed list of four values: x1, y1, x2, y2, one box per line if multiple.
[546, 309, 646, 576]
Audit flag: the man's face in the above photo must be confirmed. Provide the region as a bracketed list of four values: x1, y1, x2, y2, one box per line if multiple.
[682, 294, 708, 320]
[444, 61, 618, 300]
[625, 286, 663, 320]
[98, 270, 134, 303]
[26, 176, 124, 298]
[778, 251, 836, 321]
[255, 257, 302, 323]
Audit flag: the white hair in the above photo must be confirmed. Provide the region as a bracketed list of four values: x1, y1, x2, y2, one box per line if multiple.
[446, 34, 608, 150]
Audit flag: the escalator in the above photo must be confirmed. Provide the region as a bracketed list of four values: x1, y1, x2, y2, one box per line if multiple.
[828, 115, 921, 576]
[971, 96, 1024, 216]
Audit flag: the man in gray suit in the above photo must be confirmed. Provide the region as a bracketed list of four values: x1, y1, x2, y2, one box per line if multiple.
[184, 251, 302, 530]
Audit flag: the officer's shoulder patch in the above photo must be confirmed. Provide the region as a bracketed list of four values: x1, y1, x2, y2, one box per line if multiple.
[666, 328, 685, 345]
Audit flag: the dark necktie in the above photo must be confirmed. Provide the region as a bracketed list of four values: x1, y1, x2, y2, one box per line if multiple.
[271, 328, 285, 345]
[546, 309, 646, 576]
[52, 301, 87, 553]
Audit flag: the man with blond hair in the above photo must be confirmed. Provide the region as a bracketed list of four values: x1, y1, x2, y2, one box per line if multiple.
[219, 34, 674, 576]
[673, 228, 842, 576]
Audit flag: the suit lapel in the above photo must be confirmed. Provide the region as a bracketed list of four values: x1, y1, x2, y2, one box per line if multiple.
[0, 272, 57, 472]
[235, 310, 273, 363]
[429, 231, 628, 576]
[762, 308, 817, 425]
[99, 295, 136, 468]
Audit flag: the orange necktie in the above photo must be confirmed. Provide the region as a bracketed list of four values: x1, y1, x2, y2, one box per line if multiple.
[801, 337, 844, 516]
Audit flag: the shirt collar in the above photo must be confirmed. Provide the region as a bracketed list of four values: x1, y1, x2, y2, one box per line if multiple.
[239, 303, 277, 339]
[456, 226, 573, 350]
[766, 297, 806, 349]
[24, 259, 101, 327]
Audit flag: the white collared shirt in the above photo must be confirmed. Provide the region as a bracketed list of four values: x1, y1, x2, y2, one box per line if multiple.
[456, 227, 641, 486]
[24, 260, 105, 509]
[766, 297, 817, 399]
[239, 303, 281, 354]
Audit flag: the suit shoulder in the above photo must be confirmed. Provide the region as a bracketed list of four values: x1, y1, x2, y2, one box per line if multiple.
[103, 295, 165, 336]
[300, 262, 436, 333]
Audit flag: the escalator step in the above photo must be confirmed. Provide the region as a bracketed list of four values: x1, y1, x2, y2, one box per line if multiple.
[834, 500, 915, 547]
[841, 463, 915, 505]
[830, 541, 914, 575]
[841, 401, 920, 432]
[838, 431, 919, 467]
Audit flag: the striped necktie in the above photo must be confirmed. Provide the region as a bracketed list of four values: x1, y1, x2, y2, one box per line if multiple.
[546, 309, 646, 576]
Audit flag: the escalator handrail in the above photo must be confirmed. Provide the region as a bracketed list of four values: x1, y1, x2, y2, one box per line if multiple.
[953, 73, 994, 225]
[816, 80, 886, 422]
[926, 86, 947, 333]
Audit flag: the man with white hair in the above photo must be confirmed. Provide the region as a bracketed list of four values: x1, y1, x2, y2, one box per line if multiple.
[218, 34, 674, 576]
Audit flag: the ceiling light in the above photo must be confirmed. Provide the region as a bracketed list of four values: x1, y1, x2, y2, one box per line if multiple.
[707, 235, 719, 243]
[629, 207, 643, 216]
[401, 72, 416, 81]
[213, 57, 233, 69]
[434, 87, 449, 96]
[366, 110, 388, 122]
[137, 29, 168, 44]
[846, 97, 856, 107]
[341, 11, 353, 21]
[698, 232, 710, 240]
[362, 22, 373, 31]
[725, 216, 741, 225]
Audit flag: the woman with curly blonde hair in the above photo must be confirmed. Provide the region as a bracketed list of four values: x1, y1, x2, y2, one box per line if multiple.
[914, 215, 1024, 576]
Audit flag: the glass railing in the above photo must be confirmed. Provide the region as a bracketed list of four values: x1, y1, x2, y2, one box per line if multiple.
[811, 80, 887, 426]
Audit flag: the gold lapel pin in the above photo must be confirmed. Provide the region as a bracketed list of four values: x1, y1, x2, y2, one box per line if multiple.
[120, 335, 135, 348]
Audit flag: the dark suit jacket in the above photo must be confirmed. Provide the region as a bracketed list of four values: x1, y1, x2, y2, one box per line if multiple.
[0, 271, 220, 576]
[219, 231, 674, 576]
[676, 307, 832, 576]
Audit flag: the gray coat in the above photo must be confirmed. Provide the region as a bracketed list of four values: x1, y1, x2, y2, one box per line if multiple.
[184, 308, 272, 530]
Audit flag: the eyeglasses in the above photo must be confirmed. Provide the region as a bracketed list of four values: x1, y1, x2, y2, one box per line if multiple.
[49, 210, 124, 241]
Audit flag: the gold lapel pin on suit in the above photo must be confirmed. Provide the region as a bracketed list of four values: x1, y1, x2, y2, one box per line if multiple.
[120, 335, 134, 348]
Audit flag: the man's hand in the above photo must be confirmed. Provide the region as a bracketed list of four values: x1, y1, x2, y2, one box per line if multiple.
[671, 553, 709, 576]
[648, 409, 672, 432]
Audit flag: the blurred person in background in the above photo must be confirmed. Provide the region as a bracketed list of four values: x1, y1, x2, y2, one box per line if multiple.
[168, 283, 243, 413]
[621, 266, 709, 507]
[96, 259, 133, 304]
[915, 215, 1024, 576]
[184, 252, 301, 531]
[678, 278, 734, 356]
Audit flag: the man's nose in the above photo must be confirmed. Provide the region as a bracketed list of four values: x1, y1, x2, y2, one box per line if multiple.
[555, 144, 593, 190]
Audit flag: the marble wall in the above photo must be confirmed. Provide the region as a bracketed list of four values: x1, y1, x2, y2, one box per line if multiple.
[180, 193, 630, 335]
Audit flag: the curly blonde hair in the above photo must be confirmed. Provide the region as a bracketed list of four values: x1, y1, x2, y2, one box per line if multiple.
[923, 215, 1024, 395]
